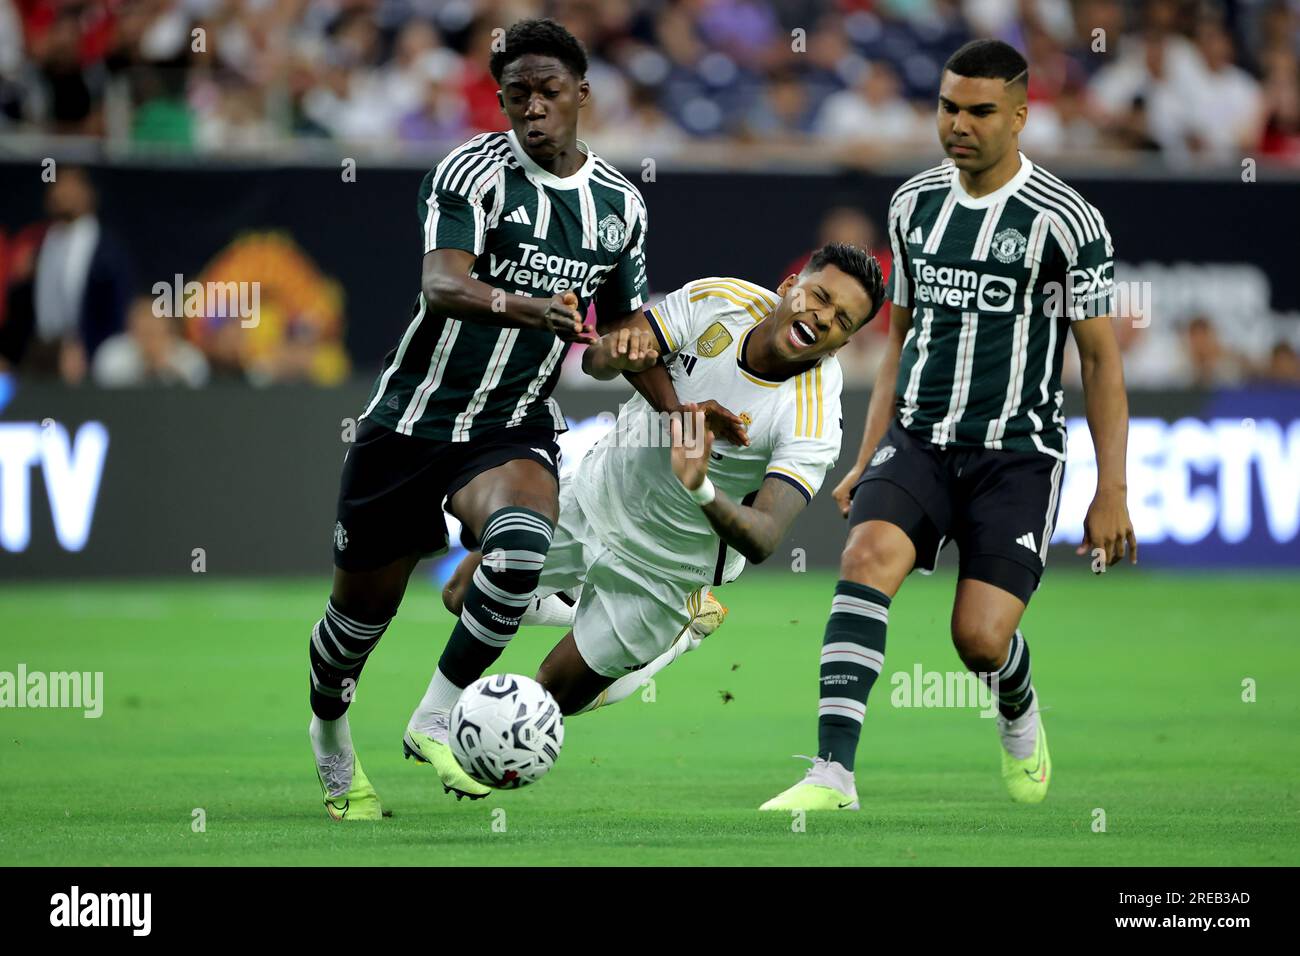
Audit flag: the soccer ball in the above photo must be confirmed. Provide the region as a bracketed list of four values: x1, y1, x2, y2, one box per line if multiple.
[450, 674, 565, 789]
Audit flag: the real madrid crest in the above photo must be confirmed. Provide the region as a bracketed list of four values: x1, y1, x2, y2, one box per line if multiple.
[992, 227, 1028, 264]
[598, 214, 626, 253]
[695, 322, 734, 357]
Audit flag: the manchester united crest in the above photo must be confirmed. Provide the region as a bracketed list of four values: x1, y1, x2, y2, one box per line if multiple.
[992, 227, 1028, 264]
[598, 214, 627, 253]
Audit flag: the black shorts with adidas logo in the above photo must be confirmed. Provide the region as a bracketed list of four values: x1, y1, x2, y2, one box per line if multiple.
[332, 418, 561, 572]
[848, 420, 1065, 604]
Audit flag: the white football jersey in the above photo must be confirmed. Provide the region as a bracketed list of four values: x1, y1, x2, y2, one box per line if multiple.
[571, 276, 843, 585]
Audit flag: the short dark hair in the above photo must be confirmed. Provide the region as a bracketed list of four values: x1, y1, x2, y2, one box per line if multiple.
[944, 39, 1029, 89]
[489, 18, 588, 83]
[803, 242, 886, 326]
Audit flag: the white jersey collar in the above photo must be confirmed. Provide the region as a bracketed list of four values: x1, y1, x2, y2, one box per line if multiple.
[950, 151, 1033, 209]
[507, 129, 595, 189]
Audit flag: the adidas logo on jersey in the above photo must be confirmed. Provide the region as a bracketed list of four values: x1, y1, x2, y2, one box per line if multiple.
[505, 205, 531, 225]
[1016, 532, 1038, 553]
[386, 394, 401, 410]
[908, 226, 924, 244]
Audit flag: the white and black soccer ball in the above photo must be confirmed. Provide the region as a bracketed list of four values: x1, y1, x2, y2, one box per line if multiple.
[450, 674, 565, 789]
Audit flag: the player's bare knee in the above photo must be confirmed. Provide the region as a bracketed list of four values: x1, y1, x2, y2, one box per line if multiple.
[950, 615, 1009, 674]
[839, 527, 908, 595]
[331, 592, 398, 625]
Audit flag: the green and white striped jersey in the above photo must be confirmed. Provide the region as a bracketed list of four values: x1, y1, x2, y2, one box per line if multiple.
[360, 130, 649, 441]
[887, 153, 1115, 459]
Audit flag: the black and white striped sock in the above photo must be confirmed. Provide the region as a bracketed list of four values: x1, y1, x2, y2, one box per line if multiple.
[984, 629, 1035, 720]
[308, 600, 391, 720]
[435, 506, 554, 692]
[817, 581, 890, 772]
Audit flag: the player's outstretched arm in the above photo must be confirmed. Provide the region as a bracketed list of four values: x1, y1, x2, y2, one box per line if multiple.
[1072, 315, 1137, 567]
[670, 411, 806, 564]
[585, 309, 751, 444]
[422, 248, 595, 343]
[831, 305, 911, 516]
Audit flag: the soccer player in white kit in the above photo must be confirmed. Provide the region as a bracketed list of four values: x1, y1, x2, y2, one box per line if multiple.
[433, 243, 885, 715]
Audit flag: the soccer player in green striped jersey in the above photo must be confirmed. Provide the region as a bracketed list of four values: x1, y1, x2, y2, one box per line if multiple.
[306, 19, 679, 818]
[762, 40, 1138, 812]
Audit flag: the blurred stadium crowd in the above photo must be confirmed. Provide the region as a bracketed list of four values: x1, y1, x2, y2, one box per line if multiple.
[2, 166, 1297, 390]
[2, 1, 1298, 391]
[2, 0, 1299, 165]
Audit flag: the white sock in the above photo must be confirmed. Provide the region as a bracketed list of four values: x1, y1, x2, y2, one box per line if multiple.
[999, 694, 1039, 759]
[577, 629, 696, 714]
[309, 713, 352, 758]
[520, 592, 577, 628]
[409, 667, 463, 733]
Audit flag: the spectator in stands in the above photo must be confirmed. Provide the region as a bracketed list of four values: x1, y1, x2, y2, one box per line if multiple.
[2, 168, 132, 384]
[93, 295, 209, 388]
[31, 8, 104, 135]
[587, 83, 687, 157]
[813, 60, 924, 149]
[1184, 316, 1248, 388]
[740, 67, 818, 142]
[1259, 341, 1300, 385]
[1258, 4, 1300, 159]
[1089, 0, 1209, 161]
[1190, 18, 1265, 161]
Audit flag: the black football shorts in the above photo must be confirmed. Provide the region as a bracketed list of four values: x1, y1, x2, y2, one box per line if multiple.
[847, 420, 1065, 604]
[332, 418, 561, 572]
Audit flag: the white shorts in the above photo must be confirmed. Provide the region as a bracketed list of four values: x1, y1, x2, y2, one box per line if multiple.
[538, 485, 710, 678]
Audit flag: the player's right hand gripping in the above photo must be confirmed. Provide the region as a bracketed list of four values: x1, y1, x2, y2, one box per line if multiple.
[831, 463, 864, 518]
[541, 291, 597, 344]
[689, 399, 750, 447]
[591, 326, 660, 373]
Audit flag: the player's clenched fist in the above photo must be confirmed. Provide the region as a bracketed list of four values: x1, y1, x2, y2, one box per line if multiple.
[541, 291, 595, 343]
[591, 327, 659, 373]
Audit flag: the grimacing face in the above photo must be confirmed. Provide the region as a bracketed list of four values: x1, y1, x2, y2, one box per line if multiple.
[936, 70, 1027, 173]
[771, 264, 875, 363]
[497, 53, 589, 164]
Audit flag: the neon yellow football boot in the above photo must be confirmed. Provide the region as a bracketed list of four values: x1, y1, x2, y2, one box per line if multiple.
[315, 750, 383, 822]
[1000, 704, 1051, 804]
[759, 757, 859, 811]
[403, 717, 490, 801]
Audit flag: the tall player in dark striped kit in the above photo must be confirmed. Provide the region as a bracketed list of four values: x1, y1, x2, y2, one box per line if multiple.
[762, 40, 1137, 811]
[306, 19, 670, 819]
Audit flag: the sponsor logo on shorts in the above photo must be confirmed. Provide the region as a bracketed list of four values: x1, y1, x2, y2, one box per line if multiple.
[871, 445, 896, 467]
[334, 521, 348, 551]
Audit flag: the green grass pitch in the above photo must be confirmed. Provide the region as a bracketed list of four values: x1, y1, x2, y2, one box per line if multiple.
[1, 569, 1297, 866]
